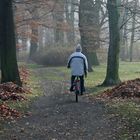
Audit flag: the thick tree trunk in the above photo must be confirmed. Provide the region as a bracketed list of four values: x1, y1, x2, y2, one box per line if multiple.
[79, 24, 93, 72]
[102, 0, 121, 86]
[82, 47, 93, 72]
[0, 0, 21, 86]
[79, 0, 101, 71]
[78, 1, 93, 72]
[88, 0, 101, 66]
[88, 52, 99, 66]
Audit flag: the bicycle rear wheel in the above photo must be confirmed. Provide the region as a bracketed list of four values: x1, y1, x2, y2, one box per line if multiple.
[76, 92, 78, 102]
[75, 90, 79, 102]
[74, 76, 80, 103]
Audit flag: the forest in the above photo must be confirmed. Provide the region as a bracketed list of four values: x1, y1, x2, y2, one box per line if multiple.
[0, 0, 140, 139]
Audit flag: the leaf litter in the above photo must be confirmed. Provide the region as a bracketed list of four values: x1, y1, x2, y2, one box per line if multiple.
[0, 67, 31, 119]
[98, 78, 140, 99]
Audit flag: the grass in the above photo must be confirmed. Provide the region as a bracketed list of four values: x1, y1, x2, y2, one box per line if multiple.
[31, 61, 140, 95]
[108, 99, 140, 140]
[119, 62, 140, 81]
[26, 63, 44, 69]
[41, 61, 140, 139]
[1, 61, 139, 138]
[84, 61, 140, 140]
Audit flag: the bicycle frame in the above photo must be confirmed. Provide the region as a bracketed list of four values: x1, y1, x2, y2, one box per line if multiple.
[73, 76, 81, 102]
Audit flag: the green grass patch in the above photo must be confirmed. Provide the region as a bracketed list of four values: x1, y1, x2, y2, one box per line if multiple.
[26, 63, 44, 69]
[86, 62, 140, 95]
[33, 67, 71, 81]
[119, 62, 140, 81]
[32, 62, 140, 95]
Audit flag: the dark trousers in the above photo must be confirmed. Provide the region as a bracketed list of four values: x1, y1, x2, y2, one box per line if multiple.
[70, 75, 85, 93]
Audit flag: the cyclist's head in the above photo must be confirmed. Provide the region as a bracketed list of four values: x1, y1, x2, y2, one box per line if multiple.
[76, 44, 82, 52]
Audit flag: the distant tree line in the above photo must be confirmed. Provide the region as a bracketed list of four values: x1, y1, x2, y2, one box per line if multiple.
[0, 0, 140, 86]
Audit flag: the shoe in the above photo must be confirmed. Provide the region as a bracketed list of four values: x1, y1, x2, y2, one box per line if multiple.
[70, 87, 74, 92]
[83, 87, 86, 92]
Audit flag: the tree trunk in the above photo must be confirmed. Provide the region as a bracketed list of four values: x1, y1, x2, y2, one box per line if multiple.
[38, 26, 45, 50]
[82, 47, 93, 72]
[29, 8, 39, 59]
[79, 0, 99, 71]
[65, 0, 75, 45]
[79, 0, 101, 71]
[102, 0, 121, 86]
[70, 0, 75, 43]
[79, 0, 93, 72]
[129, 0, 138, 62]
[94, 0, 101, 49]
[119, 0, 129, 61]
[0, 0, 21, 86]
[88, 52, 99, 66]
[53, 1, 64, 45]
[88, 0, 101, 66]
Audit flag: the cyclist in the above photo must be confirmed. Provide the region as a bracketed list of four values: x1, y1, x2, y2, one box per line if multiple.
[67, 44, 88, 95]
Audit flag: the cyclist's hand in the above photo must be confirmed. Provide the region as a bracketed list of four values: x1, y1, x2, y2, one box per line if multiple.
[85, 73, 87, 78]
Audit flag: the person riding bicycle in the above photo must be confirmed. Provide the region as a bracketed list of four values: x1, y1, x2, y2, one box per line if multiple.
[67, 44, 88, 95]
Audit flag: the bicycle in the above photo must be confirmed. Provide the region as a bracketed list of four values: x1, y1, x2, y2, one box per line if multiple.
[73, 76, 81, 102]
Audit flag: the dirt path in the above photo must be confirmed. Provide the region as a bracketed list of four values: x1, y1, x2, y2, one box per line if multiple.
[0, 68, 121, 140]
